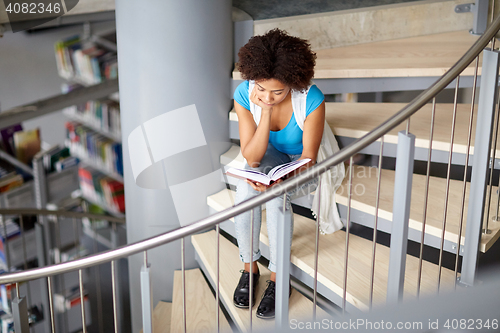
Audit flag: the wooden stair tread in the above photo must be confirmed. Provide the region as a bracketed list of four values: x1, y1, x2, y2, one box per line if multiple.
[140, 301, 172, 333]
[192, 230, 328, 332]
[171, 268, 231, 332]
[341, 166, 500, 253]
[230, 102, 500, 157]
[233, 31, 479, 80]
[208, 188, 456, 310]
[220, 145, 500, 253]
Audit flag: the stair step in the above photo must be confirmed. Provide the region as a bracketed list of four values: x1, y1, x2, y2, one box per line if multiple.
[207, 188, 457, 311]
[230, 103, 500, 163]
[342, 165, 500, 253]
[221, 144, 500, 254]
[140, 301, 172, 333]
[171, 268, 231, 332]
[192, 230, 329, 332]
[233, 31, 479, 80]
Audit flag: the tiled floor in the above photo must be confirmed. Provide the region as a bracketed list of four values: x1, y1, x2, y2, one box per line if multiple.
[233, 0, 426, 20]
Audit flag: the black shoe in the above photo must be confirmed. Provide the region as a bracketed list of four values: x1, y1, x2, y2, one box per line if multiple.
[233, 270, 260, 308]
[256, 280, 292, 319]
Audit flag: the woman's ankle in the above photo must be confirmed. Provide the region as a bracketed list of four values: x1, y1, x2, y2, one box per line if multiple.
[244, 262, 259, 274]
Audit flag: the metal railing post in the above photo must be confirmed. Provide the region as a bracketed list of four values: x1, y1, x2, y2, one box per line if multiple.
[387, 131, 415, 303]
[110, 223, 122, 332]
[276, 193, 290, 330]
[141, 252, 153, 333]
[12, 296, 30, 333]
[33, 154, 51, 266]
[461, 49, 500, 286]
[33, 154, 54, 333]
[472, 0, 489, 35]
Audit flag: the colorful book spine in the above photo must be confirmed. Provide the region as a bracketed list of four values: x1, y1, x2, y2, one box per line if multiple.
[54, 34, 117, 85]
[65, 122, 123, 176]
[78, 167, 125, 213]
[64, 100, 121, 136]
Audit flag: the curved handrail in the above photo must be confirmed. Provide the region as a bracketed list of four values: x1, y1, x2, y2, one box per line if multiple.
[0, 208, 125, 224]
[1, 17, 499, 284]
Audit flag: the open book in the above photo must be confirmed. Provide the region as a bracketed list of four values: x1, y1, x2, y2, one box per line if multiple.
[225, 158, 311, 185]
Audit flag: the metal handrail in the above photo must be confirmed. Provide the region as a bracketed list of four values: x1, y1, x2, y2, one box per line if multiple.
[1, 15, 499, 285]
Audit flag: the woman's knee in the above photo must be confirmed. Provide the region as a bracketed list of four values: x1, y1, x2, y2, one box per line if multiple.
[235, 180, 257, 203]
[266, 193, 291, 211]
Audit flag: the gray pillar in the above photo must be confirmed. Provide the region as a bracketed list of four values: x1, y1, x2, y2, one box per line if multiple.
[115, 1, 232, 332]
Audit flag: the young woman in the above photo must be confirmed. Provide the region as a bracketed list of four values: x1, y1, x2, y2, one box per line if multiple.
[232, 28, 325, 319]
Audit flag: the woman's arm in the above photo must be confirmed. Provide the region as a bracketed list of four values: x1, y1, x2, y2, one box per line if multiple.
[234, 90, 274, 167]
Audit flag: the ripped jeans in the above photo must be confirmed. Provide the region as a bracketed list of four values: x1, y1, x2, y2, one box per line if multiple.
[234, 143, 318, 272]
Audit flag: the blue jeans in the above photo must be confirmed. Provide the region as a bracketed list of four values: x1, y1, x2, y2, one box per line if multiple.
[234, 143, 318, 272]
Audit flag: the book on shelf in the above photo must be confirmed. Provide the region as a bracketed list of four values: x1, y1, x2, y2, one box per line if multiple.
[66, 122, 123, 177]
[55, 33, 118, 85]
[42, 145, 71, 173]
[0, 124, 23, 157]
[13, 128, 41, 165]
[0, 160, 16, 179]
[0, 218, 20, 242]
[0, 173, 23, 193]
[0, 237, 8, 274]
[64, 98, 121, 136]
[54, 287, 89, 313]
[78, 167, 125, 213]
[225, 158, 311, 186]
[101, 178, 125, 213]
[0, 314, 13, 332]
[55, 156, 79, 172]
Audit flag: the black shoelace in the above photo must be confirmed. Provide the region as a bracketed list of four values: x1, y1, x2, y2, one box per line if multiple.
[263, 280, 275, 301]
[237, 270, 252, 289]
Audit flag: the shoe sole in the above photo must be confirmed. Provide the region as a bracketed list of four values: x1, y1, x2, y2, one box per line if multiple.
[256, 313, 275, 319]
[233, 301, 255, 309]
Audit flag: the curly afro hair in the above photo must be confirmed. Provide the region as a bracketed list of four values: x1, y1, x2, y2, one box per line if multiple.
[237, 29, 316, 92]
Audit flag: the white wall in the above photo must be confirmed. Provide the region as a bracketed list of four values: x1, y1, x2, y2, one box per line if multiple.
[0, 21, 116, 146]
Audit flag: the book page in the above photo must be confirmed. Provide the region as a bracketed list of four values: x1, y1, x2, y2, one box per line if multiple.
[225, 168, 270, 184]
[268, 158, 310, 182]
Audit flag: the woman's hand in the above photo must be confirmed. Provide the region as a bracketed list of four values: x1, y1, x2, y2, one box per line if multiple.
[250, 85, 273, 112]
[246, 178, 283, 192]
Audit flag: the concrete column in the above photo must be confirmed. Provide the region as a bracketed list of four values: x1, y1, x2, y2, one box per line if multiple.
[115, 1, 232, 331]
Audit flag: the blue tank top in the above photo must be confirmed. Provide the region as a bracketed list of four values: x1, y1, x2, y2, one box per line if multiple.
[234, 81, 324, 154]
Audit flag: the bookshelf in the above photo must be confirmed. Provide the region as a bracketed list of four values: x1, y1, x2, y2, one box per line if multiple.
[0, 144, 83, 331]
[55, 29, 126, 220]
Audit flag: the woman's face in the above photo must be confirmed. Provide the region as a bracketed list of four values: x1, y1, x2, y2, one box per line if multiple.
[254, 79, 291, 108]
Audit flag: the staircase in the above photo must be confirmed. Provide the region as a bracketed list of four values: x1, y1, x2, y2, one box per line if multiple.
[1, 2, 499, 333]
